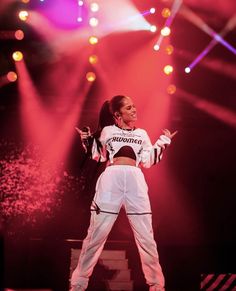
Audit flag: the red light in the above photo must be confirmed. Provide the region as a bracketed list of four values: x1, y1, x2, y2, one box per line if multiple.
[15, 30, 24, 40]
[7, 71, 18, 82]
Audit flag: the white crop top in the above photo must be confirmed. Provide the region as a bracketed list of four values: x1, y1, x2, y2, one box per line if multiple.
[91, 125, 171, 168]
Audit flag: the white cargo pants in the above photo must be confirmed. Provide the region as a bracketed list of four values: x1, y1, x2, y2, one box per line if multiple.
[71, 165, 165, 290]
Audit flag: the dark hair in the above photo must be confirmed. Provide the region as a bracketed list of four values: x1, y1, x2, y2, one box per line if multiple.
[97, 100, 114, 131]
[96, 95, 126, 131]
[109, 95, 127, 116]
[93, 95, 127, 143]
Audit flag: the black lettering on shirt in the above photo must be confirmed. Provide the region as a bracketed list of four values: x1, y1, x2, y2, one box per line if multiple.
[112, 136, 142, 144]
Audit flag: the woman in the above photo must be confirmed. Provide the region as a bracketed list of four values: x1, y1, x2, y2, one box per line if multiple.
[71, 95, 177, 291]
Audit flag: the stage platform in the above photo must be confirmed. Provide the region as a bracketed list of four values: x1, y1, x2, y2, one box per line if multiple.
[2, 237, 236, 291]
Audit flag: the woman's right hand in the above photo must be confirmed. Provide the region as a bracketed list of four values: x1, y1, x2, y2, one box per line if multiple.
[75, 126, 91, 142]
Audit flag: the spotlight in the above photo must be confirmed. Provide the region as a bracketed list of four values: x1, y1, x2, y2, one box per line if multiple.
[165, 45, 174, 55]
[12, 51, 23, 61]
[77, 17, 83, 22]
[7, 71, 18, 82]
[86, 72, 96, 82]
[88, 36, 98, 45]
[153, 44, 160, 51]
[15, 30, 24, 40]
[78, 0, 84, 6]
[90, 2, 99, 12]
[163, 65, 173, 75]
[150, 8, 156, 14]
[89, 17, 99, 27]
[162, 8, 171, 18]
[89, 55, 98, 64]
[167, 84, 176, 94]
[185, 67, 191, 73]
[19, 10, 29, 21]
[161, 26, 171, 36]
[150, 25, 157, 33]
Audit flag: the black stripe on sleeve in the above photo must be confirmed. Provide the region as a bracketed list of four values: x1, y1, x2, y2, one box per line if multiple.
[158, 147, 163, 163]
[153, 148, 158, 165]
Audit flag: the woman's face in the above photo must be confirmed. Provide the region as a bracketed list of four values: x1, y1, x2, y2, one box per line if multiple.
[118, 97, 137, 124]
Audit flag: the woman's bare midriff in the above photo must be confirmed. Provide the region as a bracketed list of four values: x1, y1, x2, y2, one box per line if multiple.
[111, 156, 136, 166]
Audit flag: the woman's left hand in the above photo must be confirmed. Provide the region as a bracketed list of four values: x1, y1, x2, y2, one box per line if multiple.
[162, 129, 178, 139]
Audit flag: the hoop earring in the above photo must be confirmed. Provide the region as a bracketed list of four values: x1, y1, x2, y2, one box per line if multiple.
[115, 116, 122, 127]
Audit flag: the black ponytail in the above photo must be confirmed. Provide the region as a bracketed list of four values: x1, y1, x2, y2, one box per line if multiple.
[93, 96, 126, 150]
[93, 100, 115, 144]
[85, 95, 127, 157]
[97, 100, 115, 131]
[95, 95, 127, 135]
[82, 95, 127, 161]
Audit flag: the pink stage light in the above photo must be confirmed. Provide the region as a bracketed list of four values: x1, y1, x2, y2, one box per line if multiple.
[0, 72, 17, 87]
[7, 71, 18, 82]
[15, 29, 24, 40]
[176, 88, 236, 128]
[15, 59, 92, 170]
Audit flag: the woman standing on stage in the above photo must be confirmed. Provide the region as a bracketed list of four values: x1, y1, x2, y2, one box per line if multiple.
[70, 95, 177, 291]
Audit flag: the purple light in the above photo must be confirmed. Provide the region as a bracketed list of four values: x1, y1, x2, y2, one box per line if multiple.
[38, 0, 88, 29]
[188, 44, 213, 70]
[213, 34, 236, 55]
[187, 31, 236, 71]
[165, 0, 182, 27]
[153, 0, 182, 51]
[141, 10, 152, 17]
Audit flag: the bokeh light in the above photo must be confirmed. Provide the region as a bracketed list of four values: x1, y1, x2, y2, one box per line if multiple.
[86, 72, 96, 82]
[162, 8, 171, 18]
[15, 29, 24, 40]
[161, 26, 171, 36]
[163, 65, 174, 75]
[12, 51, 23, 62]
[7, 71, 18, 82]
[153, 44, 160, 51]
[89, 55, 98, 65]
[21, 0, 30, 3]
[88, 36, 98, 45]
[150, 8, 156, 14]
[89, 17, 99, 27]
[185, 67, 191, 73]
[165, 45, 174, 55]
[19, 10, 29, 21]
[167, 84, 176, 94]
[77, 17, 83, 22]
[150, 25, 157, 33]
[90, 2, 99, 12]
[78, 0, 84, 6]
